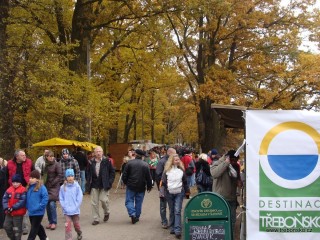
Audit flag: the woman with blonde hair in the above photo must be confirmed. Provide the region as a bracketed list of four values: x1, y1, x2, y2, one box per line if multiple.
[161, 154, 190, 239]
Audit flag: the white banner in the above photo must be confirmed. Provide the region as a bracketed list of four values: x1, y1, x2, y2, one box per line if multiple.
[246, 110, 320, 240]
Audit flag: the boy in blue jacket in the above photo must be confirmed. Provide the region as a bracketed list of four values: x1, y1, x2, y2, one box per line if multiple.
[59, 169, 83, 240]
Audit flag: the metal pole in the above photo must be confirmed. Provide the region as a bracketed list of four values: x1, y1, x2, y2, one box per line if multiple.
[87, 39, 92, 142]
[141, 94, 144, 140]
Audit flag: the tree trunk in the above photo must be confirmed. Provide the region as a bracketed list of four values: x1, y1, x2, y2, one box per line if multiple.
[0, 0, 15, 158]
[198, 98, 225, 153]
[69, 0, 93, 75]
[109, 127, 118, 145]
[150, 92, 155, 143]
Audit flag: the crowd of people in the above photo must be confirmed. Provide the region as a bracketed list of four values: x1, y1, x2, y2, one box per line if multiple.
[0, 144, 243, 240]
[119, 145, 243, 239]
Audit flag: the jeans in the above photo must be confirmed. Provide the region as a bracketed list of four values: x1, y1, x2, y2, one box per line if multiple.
[125, 188, 145, 218]
[27, 215, 47, 240]
[80, 170, 86, 193]
[3, 215, 23, 240]
[46, 200, 57, 224]
[187, 174, 196, 187]
[160, 197, 168, 225]
[166, 190, 185, 235]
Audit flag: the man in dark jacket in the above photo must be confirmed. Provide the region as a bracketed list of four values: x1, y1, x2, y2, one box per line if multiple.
[86, 146, 115, 225]
[122, 149, 152, 224]
[73, 147, 88, 194]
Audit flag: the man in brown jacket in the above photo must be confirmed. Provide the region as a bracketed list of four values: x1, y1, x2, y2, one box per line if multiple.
[210, 149, 242, 237]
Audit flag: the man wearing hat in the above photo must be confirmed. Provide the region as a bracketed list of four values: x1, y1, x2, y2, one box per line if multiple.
[210, 149, 242, 237]
[122, 149, 152, 224]
[59, 148, 81, 184]
[2, 174, 27, 240]
[209, 148, 220, 164]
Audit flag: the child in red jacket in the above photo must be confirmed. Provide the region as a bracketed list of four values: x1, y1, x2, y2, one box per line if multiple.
[2, 174, 27, 240]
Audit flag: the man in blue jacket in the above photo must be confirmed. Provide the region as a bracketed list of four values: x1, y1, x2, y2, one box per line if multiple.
[122, 149, 152, 224]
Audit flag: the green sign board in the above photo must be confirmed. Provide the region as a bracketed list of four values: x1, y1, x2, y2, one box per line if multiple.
[184, 192, 232, 240]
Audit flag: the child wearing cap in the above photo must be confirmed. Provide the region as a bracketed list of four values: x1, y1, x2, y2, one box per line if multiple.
[26, 170, 49, 240]
[2, 174, 27, 240]
[59, 169, 83, 240]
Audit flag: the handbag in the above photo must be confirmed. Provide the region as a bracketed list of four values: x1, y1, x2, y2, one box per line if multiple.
[196, 167, 212, 186]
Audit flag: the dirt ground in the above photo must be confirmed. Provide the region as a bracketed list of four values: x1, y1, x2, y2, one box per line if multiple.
[0, 173, 243, 240]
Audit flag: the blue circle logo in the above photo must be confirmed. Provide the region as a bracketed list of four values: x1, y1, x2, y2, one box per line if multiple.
[259, 121, 320, 189]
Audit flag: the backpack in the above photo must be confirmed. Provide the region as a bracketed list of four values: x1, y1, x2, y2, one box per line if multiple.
[185, 159, 195, 176]
[196, 166, 212, 186]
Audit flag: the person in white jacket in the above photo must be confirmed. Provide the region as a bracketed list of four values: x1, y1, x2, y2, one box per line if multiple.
[59, 169, 83, 240]
[161, 154, 190, 239]
[35, 150, 49, 175]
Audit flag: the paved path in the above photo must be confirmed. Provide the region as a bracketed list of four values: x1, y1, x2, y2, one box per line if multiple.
[0, 175, 242, 240]
[0, 176, 187, 240]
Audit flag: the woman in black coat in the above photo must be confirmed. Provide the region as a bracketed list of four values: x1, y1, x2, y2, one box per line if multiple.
[195, 153, 212, 193]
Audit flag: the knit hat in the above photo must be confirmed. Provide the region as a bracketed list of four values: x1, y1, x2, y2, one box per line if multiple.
[12, 174, 22, 183]
[211, 149, 218, 155]
[30, 170, 41, 179]
[65, 169, 75, 177]
[61, 148, 69, 155]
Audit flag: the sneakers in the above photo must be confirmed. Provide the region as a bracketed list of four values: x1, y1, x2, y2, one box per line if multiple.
[103, 213, 109, 222]
[50, 224, 56, 230]
[77, 231, 82, 240]
[92, 220, 99, 225]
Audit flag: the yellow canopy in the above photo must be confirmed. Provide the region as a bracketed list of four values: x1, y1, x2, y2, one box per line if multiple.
[32, 138, 98, 151]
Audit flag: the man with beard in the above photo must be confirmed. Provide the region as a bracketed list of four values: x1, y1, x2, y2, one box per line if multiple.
[210, 149, 242, 237]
